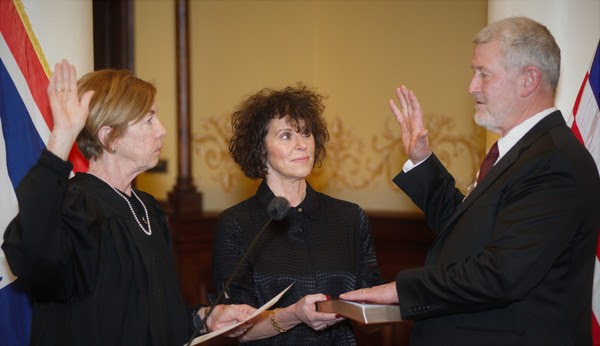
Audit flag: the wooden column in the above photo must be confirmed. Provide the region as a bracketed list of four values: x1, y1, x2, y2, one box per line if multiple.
[168, 0, 203, 217]
[92, 0, 134, 71]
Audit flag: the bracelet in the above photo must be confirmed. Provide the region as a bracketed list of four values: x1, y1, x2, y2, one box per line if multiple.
[270, 308, 287, 333]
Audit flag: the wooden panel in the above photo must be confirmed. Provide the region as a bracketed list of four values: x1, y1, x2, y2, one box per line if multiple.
[368, 212, 434, 281]
[168, 211, 433, 345]
[92, 0, 134, 70]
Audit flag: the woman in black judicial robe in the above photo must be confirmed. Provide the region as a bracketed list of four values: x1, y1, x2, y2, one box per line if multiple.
[2, 60, 255, 346]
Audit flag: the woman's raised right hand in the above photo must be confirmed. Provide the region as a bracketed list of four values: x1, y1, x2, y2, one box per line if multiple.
[46, 59, 94, 160]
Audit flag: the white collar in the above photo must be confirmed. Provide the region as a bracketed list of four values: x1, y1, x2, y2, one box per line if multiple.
[496, 107, 557, 162]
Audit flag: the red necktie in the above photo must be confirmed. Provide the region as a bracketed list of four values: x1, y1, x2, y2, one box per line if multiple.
[477, 142, 499, 184]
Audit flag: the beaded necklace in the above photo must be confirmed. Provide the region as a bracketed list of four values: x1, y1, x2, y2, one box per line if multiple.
[87, 172, 152, 236]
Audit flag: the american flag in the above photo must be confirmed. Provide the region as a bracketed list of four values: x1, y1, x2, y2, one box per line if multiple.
[569, 40, 600, 344]
[0, 1, 87, 344]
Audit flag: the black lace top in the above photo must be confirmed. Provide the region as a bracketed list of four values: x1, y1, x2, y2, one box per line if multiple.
[212, 180, 383, 345]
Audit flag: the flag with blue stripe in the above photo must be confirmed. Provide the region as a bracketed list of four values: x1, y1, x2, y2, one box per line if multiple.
[1, 1, 88, 344]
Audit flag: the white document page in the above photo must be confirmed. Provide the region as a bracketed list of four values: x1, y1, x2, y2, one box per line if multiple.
[187, 282, 294, 345]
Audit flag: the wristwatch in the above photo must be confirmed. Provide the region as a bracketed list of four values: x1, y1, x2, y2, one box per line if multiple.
[193, 307, 208, 335]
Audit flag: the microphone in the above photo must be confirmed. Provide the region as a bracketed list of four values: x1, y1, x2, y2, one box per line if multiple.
[185, 196, 290, 346]
[267, 196, 291, 221]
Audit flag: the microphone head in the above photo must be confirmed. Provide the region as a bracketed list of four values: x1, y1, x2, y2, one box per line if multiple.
[267, 196, 290, 221]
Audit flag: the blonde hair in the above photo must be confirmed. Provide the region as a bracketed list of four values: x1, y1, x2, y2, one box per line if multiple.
[474, 16, 561, 91]
[76, 70, 156, 160]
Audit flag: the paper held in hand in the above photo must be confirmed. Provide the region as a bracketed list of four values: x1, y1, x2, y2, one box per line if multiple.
[186, 283, 294, 345]
[316, 299, 402, 324]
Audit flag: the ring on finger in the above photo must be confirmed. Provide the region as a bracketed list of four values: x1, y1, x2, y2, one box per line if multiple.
[55, 88, 62, 92]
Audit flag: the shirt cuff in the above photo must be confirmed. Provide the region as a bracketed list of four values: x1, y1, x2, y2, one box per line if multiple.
[402, 153, 432, 173]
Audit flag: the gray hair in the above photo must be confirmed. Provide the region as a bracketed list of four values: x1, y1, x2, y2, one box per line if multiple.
[474, 16, 560, 91]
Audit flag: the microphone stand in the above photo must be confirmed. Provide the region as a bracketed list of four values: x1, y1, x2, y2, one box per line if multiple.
[185, 197, 289, 346]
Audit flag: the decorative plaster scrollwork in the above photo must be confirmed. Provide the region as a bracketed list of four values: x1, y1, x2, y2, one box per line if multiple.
[308, 117, 377, 190]
[193, 113, 483, 194]
[425, 114, 483, 191]
[192, 116, 246, 192]
[310, 114, 482, 193]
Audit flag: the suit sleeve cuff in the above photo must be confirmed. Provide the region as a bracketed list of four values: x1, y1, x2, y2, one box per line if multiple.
[39, 148, 74, 177]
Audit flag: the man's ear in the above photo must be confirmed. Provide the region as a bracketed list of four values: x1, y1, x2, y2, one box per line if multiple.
[520, 66, 542, 97]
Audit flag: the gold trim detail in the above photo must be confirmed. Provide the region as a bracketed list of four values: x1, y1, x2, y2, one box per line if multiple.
[12, 0, 51, 77]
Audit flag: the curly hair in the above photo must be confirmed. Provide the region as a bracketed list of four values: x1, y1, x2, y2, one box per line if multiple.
[76, 69, 156, 160]
[229, 83, 330, 179]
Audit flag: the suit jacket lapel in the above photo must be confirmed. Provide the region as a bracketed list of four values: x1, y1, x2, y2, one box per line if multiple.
[438, 111, 566, 235]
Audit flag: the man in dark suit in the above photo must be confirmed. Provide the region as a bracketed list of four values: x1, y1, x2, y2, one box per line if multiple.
[341, 16, 600, 345]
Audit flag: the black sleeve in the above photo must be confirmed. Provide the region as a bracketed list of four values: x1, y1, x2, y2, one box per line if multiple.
[393, 154, 464, 234]
[2, 149, 99, 301]
[354, 206, 384, 287]
[212, 211, 259, 307]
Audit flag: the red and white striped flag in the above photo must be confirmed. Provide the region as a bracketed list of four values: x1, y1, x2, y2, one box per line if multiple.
[569, 40, 600, 344]
[1, 1, 89, 344]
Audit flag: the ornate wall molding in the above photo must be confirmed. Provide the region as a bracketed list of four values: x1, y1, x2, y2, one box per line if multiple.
[192, 116, 245, 192]
[192, 113, 483, 194]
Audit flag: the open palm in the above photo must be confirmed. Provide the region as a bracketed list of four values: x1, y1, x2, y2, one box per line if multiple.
[389, 85, 431, 163]
[46, 59, 94, 159]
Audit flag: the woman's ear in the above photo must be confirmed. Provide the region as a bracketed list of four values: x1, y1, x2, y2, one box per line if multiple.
[97, 126, 114, 152]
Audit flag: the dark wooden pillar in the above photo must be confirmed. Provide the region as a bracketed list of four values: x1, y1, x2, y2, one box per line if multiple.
[168, 0, 203, 217]
[92, 0, 134, 71]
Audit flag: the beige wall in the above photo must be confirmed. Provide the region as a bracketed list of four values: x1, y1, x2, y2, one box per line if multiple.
[134, 0, 487, 212]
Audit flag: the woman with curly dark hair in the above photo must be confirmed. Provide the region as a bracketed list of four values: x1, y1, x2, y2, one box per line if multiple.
[212, 84, 383, 345]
